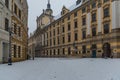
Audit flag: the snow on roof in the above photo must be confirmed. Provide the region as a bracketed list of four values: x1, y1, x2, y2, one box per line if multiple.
[54, 1, 83, 20]
[54, 13, 61, 20]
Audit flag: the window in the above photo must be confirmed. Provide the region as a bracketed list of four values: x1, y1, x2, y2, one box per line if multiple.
[92, 27, 96, 36]
[57, 37, 60, 44]
[76, 0, 81, 5]
[104, 23, 109, 34]
[50, 31, 52, 37]
[18, 27, 21, 37]
[50, 39, 52, 46]
[5, 18, 9, 31]
[104, 7, 109, 18]
[74, 21, 78, 28]
[18, 46, 21, 58]
[68, 23, 71, 31]
[82, 7, 86, 13]
[53, 24, 55, 27]
[82, 17, 86, 26]
[20, 0, 22, 3]
[82, 45, 86, 54]
[68, 47, 71, 55]
[44, 34, 45, 41]
[54, 49, 56, 55]
[50, 50, 52, 55]
[62, 19, 64, 23]
[57, 22, 59, 25]
[74, 12, 77, 17]
[58, 49, 60, 55]
[14, 4, 17, 15]
[53, 38, 55, 45]
[44, 41, 46, 46]
[19, 9, 21, 19]
[75, 33, 78, 41]
[5, 0, 9, 8]
[62, 26, 65, 33]
[104, 0, 109, 3]
[68, 34, 71, 42]
[47, 32, 48, 38]
[92, 2, 96, 9]
[63, 48, 65, 55]
[62, 36, 65, 44]
[91, 44, 97, 50]
[14, 23, 17, 34]
[53, 29, 55, 36]
[82, 30, 86, 39]
[47, 40, 48, 46]
[14, 45, 17, 58]
[68, 16, 70, 20]
[57, 27, 59, 34]
[92, 13, 96, 22]
[47, 50, 48, 55]
[62, 10, 65, 15]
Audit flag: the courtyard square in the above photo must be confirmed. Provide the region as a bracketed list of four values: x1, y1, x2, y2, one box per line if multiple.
[0, 58, 120, 80]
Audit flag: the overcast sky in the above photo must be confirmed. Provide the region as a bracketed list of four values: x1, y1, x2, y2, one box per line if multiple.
[27, 0, 76, 35]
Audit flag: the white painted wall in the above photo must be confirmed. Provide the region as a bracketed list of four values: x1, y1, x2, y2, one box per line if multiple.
[0, 0, 12, 63]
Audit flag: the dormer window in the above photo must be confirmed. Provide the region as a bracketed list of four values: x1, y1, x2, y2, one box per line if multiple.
[61, 10, 65, 15]
[82, 7, 86, 13]
[61, 6, 69, 16]
[76, 0, 81, 5]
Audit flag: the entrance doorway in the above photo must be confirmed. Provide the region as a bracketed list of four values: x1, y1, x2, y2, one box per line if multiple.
[103, 43, 111, 58]
[92, 50, 96, 58]
[91, 44, 97, 58]
[2, 42, 9, 63]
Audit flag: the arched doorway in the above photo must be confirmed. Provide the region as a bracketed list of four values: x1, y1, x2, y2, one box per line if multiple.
[102, 43, 111, 58]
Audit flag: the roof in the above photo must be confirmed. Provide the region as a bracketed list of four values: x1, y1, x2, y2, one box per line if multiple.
[54, 1, 83, 20]
[36, 1, 84, 31]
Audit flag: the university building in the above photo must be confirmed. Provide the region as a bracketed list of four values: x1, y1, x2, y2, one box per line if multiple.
[0, 0, 28, 63]
[11, 0, 28, 62]
[0, 0, 12, 63]
[29, 0, 120, 58]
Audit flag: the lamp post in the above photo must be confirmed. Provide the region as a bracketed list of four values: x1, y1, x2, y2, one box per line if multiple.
[8, 27, 12, 65]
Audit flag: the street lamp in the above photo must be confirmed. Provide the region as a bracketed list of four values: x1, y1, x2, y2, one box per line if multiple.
[8, 27, 12, 65]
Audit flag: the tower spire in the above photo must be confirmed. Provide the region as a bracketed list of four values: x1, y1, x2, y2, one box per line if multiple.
[47, 0, 51, 9]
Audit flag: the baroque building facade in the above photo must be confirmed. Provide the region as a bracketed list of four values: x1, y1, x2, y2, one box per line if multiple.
[11, 0, 28, 62]
[0, 0, 12, 63]
[30, 0, 120, 58]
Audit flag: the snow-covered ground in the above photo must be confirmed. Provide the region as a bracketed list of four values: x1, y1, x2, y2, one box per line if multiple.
[0, 58, 120, 80]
